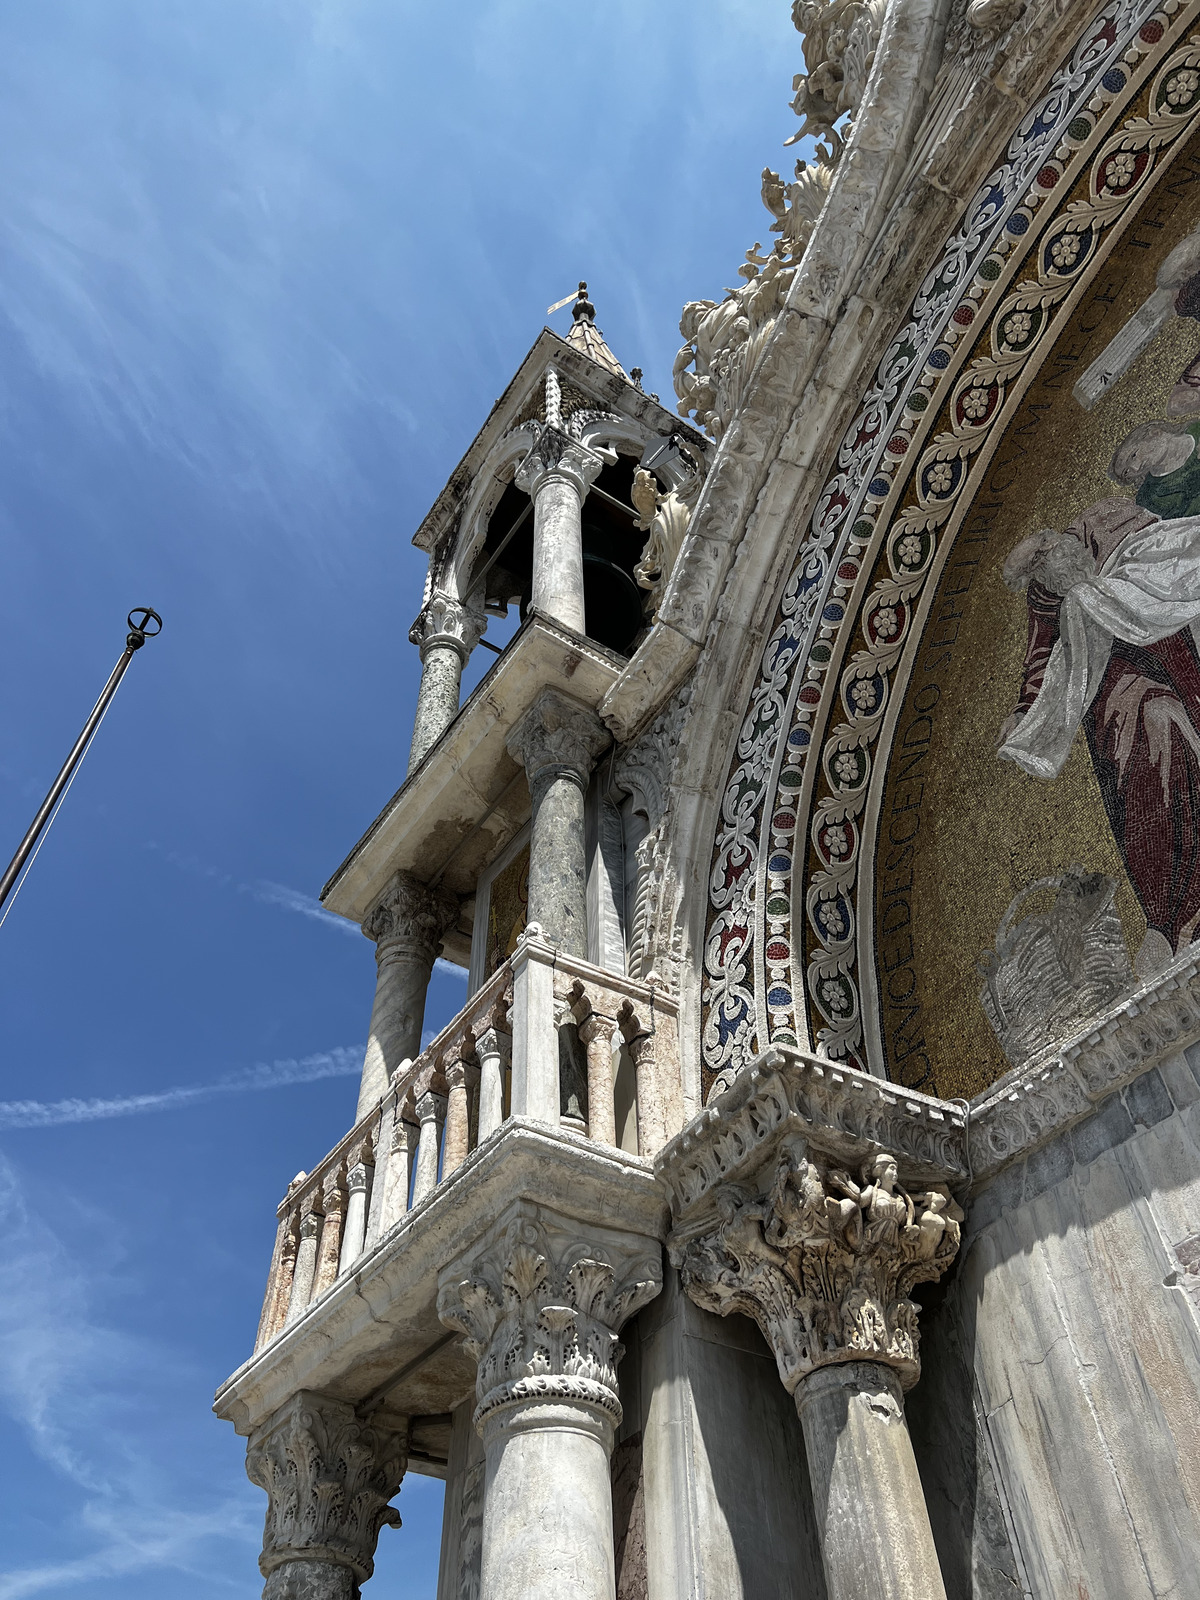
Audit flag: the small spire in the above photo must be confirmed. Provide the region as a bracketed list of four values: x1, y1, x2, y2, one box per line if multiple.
[563, 280, 629, 380]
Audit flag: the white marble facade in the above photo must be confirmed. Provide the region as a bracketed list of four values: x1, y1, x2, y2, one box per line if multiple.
[216, 4, 1200, 1597]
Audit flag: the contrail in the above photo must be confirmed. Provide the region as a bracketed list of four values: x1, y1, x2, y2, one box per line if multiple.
[0, 1047, 362, 1131]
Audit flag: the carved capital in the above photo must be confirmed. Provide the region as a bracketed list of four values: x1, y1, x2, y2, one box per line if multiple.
[346, 1162, 372, 1195]
[414, 1088, 447, 1126]
[408, 589, 487, 661]
[674, 1137, 961, 1391]
[506, 688, 609, 792]
[514, 424, 606, 500]
[363, 871, 458, 962]
[437, 1211, 661, 1429]
[246, 1391, 407, 1587]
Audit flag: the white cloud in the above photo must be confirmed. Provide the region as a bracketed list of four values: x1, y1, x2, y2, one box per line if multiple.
[0, 1046, 361, 1131]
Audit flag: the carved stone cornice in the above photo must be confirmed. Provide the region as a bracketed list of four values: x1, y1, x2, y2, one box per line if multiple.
[514, 424, 606, 500]
[363, 870, 458, 961]
[672, 1136, 961, 1391]
[407, 590, 487, 661]
[436, 1210, 661, 1429]
[246, 1390, 407, 1589]
[506, 688, 610, 792]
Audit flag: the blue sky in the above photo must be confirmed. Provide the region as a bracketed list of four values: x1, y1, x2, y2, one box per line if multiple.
[0, 3, 800, 1594]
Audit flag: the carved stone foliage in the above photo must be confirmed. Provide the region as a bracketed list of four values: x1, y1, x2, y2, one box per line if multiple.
[787, 0, 887, 161]
[631, 445, 706, 617]
[408, 590, 487, 660]
[674, 1136, 962, 1391]
[436, 1214, 661, 1426]
[246, 1391, 407, 1587]
[514, 423, 608, 498]
[363, 871, 458, 958]
[506, 688, 610, 791]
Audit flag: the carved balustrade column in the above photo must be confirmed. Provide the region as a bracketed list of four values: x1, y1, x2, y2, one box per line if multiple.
[339, 1156, 373, 1273]
[514, 421, 607, 634]
[474, 1023, 511, 1141]
[438, 1211, 661, 1600]
[443, 1055, 479, 1176]
[411, 1077, 447, 1206]
[506, 689, 609, 956]
[246, 1390, 408, 1600]
[256, 1211, 299, 1350]
[407, 590, 487, 772]
[379, 1115, 419, 1233]
[286, 1198, 324, 1325]
[357, 870, 459, 1122]
[578, 1011, 618, 1146]
[312, 1172, 346, 1299]
[673, 1136, 962, 1600]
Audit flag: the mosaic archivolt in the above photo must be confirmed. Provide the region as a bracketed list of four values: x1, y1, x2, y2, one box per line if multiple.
[703, 0, 1200, 1088]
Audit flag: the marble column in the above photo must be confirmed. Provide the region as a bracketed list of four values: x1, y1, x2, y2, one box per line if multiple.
[506, 688, 609, 957]
[578, 1011, 617, 1146]
[437, 1211, 661, 1600]
[286, 1203, 323, 1326]
[514, 424, 607, 635]
[411, 1080, 447, 1206]
[357, 871, 458, 1123]
[246, 1390, 407, 1600]
[475, 1023, 510, 1141]
[407, 591, 487, 773]
[339, 1158, 372, 1273]
[443, 1056, 479, 1175]
[674, 1137, 961, 1600]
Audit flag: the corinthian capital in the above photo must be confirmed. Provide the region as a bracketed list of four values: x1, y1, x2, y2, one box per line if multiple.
[363, 870, 458, 958]
[437, 1210, 661, 1428]
[674, 1136, 962, 1391]
[246, 1390, 407, 1596]
[506, 688, 609, 791]
[514, 423, 607, 499]
[408, 589, 487, 660]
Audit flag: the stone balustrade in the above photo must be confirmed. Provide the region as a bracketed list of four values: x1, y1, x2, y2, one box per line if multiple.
[254, 928, 681, 1352]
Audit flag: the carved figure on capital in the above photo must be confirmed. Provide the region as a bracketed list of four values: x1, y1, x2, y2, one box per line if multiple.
[674, 1137, 962, 1391]
[437, 1214, 661, 1427]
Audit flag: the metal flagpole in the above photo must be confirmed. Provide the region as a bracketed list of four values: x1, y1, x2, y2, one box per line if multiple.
[0, 607, 163, 920]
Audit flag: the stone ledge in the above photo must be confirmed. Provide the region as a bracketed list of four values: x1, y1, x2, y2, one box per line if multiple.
[214, 1120, 665, 1437]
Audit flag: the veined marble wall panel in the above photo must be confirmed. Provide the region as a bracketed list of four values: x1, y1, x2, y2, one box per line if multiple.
[436, 1399, 484, 1600]
[635, 1268, 827, 1600]
[923, 1049, 1200, 1599]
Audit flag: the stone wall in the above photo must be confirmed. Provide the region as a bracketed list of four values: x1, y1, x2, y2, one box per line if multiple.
[910, 1044, 1200, 1600]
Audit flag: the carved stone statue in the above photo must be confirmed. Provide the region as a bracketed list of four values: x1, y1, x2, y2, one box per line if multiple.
[631, 442, 705, 615]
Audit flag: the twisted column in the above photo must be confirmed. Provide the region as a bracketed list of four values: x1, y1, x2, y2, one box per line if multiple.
[438, 1211, 661, 1600]
[674, 1137, 962, 1600]
[246, 1390, 407, 1600]
[357, 871, 458, 1122]
[407, 591, 487, 772]
[506, 689, 609, 957]
[515, 424, 607, 634]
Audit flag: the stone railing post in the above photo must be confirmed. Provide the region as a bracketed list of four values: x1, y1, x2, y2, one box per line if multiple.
[411, 1082, 447, 1206]
[673, 1135, 961, 1600]
[339, 1158, 373, 1273]
[379, 1112, 419, 1233]
[438, 1208, 661, 1600]
[514, 423, 607, 634]
[357, 871, 458, 1123]
[443, 1056, 479, 1176]
[475, 1023, 511, 1141]
[286, 1201, 323, 1325]
[312, 1172, 346, 1300]
[246, 1390, 408, 1600]
[256, 1211, 299, 1351]
[506, 688, 609, 957]
[578, 1011, 618, 1146]
[407, 590, 487, 772]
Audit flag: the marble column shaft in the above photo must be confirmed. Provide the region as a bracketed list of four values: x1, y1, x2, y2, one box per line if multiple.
[407, 592, 487, 773]
[443, 1057, 479, 1175]
[357, 871, 458, 1123]
[438, 1212, 661, 1600]
[475, 1025, 510, 1141]
[246, 1390, 407, 1600]
[515, 427, 606, 636]
[412, 1085, 447, 1205]
[578, 1012, 618, 1146]
[506, 689, 609, 957]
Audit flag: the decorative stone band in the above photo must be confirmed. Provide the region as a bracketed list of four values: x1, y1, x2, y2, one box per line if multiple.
[968, 951, 1200, 1183]
[670, 1136, 962, 1392]
[436, 1210, 661, 1435]
[407, 589, 487, 661]
[245, 1390, 407, 1587]
[656, 1046, 968, 1218]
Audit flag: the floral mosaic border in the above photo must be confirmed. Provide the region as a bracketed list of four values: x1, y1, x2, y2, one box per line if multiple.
[703, 0, 1200, 1084]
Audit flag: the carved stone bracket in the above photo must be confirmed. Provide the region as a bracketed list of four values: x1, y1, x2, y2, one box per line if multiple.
[246, 1390, 408, 1596]
[436, 1208, 661, 1430]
